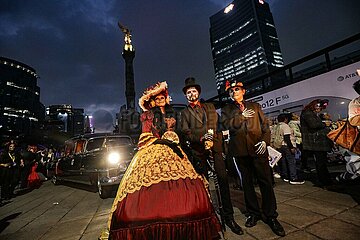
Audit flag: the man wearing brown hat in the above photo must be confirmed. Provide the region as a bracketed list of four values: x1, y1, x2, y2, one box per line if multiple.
[221, 80, 285, 237]
[180, 77, 243, 235]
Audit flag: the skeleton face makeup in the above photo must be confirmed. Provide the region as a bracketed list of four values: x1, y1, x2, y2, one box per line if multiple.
[185, 87, 199, 102]
[154, 94, 166, 107]
[229, 86, 245, 102]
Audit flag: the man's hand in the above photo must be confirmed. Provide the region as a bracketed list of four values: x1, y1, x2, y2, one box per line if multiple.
[255, 141, 266, 154]
[242, 108, 255, 118]
[201, 132, 213, 142]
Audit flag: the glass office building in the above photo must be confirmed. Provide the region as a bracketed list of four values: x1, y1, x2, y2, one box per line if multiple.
[45, 104, 85, 137]
[210, 0, 284, 98]
[0, 56, 44, 140]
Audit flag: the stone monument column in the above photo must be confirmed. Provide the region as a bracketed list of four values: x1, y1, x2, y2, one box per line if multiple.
[117, 22, 140, 134]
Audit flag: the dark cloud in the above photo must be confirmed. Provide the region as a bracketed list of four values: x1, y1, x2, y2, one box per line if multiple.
[91, 109, 115, 132]
[270, 0, 360, 63]
[1, 0, 359, 131]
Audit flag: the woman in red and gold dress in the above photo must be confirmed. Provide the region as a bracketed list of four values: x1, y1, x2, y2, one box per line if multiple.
[106, 82, 220, 240]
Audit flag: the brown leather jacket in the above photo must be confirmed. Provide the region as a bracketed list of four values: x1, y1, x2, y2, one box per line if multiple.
[221, 101, 270, 157]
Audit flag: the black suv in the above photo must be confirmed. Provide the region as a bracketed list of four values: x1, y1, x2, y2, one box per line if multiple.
[52, 133, 136, 198]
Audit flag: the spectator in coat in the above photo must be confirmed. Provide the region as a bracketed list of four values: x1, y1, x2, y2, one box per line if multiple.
[274, 114, 305, 184]
[288, 113, 307, 169]
[0, 142, 21, 200]
[300, 99, 333, 188]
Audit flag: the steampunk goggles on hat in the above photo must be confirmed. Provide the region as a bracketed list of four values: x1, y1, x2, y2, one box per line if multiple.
[225, 80, 244, 91]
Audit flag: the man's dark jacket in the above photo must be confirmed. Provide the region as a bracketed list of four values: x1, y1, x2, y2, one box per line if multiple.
[180, 102, 222, 154]
[221, 101, 270, 157]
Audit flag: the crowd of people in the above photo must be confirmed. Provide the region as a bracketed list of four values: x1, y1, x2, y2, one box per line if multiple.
[2, 76, 359, 239]
[0, 142, 62, 204]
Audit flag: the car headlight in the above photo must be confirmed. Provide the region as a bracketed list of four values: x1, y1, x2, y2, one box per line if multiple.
[108, 152, 120, 164]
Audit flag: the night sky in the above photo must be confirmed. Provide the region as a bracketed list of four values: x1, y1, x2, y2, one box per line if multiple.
[1, 0, 360, 132]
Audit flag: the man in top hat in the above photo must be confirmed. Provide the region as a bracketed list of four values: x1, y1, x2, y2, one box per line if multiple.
[221, 80, 285, 237]
[180, 77, 243, 235]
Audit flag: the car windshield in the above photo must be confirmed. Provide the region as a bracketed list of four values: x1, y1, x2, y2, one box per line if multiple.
[86, 138, 105, 152]
[105, 137, 132, 147]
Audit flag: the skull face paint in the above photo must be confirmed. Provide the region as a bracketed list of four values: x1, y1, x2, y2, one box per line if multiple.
[186, 87, 199, 102]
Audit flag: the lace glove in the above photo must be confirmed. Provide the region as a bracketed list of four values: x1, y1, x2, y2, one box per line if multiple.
[242, 108, 255, 118]
[255, 141, 266, 154]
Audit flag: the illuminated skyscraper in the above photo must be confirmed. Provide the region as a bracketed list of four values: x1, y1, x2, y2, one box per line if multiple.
[44, 104, 85, 136]
[0, 56, 44, 140]
[210, 0, 284, 97]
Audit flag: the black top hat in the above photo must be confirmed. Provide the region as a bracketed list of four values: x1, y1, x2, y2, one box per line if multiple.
[182, 77, 201, 94]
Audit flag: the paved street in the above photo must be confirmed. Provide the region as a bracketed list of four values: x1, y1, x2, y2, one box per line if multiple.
[0, 167, 359, 240]
[0, 181, 113, 240]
